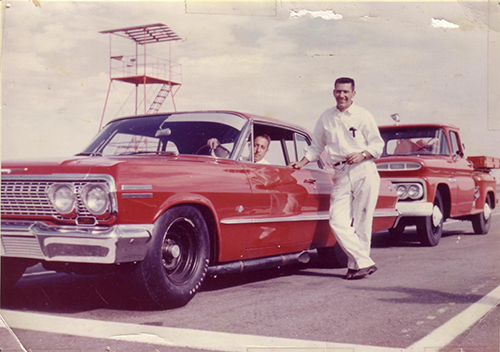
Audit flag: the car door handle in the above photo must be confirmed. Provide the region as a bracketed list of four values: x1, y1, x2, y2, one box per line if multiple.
[303, 179, 317, 184]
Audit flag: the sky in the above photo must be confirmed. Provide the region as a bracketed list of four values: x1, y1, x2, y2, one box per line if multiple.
[1, 0, 500, 165]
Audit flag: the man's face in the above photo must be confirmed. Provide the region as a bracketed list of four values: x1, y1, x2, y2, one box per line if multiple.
[333, 83, 356, 112]
[253, 136, 269, 162]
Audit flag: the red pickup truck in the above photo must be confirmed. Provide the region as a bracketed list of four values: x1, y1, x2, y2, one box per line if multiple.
[376, 123, 499, 246]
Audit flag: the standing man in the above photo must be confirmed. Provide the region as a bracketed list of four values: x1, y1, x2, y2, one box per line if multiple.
[290, 77, 384, 280]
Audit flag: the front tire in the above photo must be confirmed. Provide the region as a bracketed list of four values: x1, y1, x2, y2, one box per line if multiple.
[130, 205, 210, 309]
[471, 196, 493, 235]
[417, 190, 444, 246]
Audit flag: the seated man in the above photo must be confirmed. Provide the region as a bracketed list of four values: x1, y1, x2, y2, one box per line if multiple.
[207, 134, 271, 164]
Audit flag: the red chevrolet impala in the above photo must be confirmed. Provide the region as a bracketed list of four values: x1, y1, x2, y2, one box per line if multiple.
[1, 111, 399, 308]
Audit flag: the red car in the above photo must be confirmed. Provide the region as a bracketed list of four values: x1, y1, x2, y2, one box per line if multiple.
[377, 123, 498, 246]
[1, 111, 399, 308]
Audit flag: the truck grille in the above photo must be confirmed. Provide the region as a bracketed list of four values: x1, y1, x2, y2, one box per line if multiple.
[1, 179, 108, 219]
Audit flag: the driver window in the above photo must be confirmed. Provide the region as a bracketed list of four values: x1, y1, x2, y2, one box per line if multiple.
[296, 133, 321, 170]
[450, 131, 462, 157]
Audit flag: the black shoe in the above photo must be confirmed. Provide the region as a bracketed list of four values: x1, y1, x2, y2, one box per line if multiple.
[345, 268, 358, 280]
[346, 265, 377, 280]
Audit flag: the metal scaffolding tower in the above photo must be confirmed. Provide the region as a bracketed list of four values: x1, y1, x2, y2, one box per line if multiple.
[99, 23, 182, 130]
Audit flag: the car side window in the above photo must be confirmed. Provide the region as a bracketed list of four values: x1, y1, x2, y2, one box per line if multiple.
[450, 131, 463, 157]
[296, 133, 322, 170]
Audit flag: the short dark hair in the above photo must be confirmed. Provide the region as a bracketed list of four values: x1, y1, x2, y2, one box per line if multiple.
[334, 77, 355, 91]
[255, 134, 271, 146]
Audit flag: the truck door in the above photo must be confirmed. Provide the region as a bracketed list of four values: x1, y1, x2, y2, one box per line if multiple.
[449, 131, 475, 216]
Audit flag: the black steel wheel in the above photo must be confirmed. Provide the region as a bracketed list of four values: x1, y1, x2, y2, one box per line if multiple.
[417, 190, 444, 246]
[471, 196, 493, 235]
[130, 205, 210, 309]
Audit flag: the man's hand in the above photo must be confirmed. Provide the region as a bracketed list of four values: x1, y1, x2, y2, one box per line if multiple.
[346, 151, 371, 164]
[207, 138, 220, 149]
[288, 157, 310, 169]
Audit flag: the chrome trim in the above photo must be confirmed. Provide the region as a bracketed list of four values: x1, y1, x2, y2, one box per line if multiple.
[1, 174, 118, 218]
[220, 211, 330, 225]
[122, 185, 153, 191]
[396, 201, 434, 217]
[383, 178, 428, 201]
[377, 162, 422, 171]
[373, 210, 401, 218]
[122, 193, 153, 199]
[221, 209, 399, 225]
[1, 221, 153, 264]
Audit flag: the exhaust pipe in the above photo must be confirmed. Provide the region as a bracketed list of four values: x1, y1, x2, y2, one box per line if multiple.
[207, 250, 310, 276]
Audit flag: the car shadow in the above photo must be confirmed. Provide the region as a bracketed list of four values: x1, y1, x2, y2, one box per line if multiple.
[372, 227, 470, 248]
[0, 225, 477, 313]
[1, 263, 316, 312]
[1, 269, 146, 312]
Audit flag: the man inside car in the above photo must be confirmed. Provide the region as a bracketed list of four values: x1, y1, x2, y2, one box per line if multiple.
[207, 134, 271, 164]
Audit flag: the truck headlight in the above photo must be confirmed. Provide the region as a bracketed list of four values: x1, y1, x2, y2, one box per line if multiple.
[396, 185, 408, 199]
[408, 184, 423, 199]
[81, 183, 110, 216]
[48, 183, 76, 215]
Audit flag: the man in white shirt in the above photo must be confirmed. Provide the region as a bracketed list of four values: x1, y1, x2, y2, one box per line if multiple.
[290, 77, 384, 280]
[207, 134, 271, 164]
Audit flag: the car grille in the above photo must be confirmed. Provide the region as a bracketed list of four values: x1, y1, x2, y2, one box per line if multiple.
[1, 179, 104, 219]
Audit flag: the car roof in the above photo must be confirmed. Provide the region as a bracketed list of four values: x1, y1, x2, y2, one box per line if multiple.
[379, 123, 459, 131]
[106, 110, 311, 135]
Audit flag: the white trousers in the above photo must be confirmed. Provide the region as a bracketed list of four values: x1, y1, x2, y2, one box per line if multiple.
[329, 160, 380, 270]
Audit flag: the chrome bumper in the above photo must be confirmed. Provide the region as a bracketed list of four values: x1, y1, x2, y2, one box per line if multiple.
[0, 221, 153, 264]
[396, 201, 434, 217]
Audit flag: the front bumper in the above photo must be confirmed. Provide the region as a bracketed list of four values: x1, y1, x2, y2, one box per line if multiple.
[396, 201, 433, 217]
[1, 221, 153, 264]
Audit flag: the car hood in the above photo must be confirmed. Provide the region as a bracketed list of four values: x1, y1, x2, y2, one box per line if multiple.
[1, 154, 232, 178]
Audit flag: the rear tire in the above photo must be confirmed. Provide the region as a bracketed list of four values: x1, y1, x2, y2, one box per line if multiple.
[471, 196, 493, 235]
[417, 190, 444, 246]
[129, 205, 210, 309]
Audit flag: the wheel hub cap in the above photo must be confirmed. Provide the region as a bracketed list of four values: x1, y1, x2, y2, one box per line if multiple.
[169, 244, 181, 259]
[484, 203, 492, 220]
[432, 205, 443, 227]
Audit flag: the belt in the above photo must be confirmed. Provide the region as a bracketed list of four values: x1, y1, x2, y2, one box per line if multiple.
[334, 160, 348, 167]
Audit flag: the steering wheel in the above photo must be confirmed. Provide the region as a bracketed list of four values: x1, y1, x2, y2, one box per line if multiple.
[195, 145, 230, 158]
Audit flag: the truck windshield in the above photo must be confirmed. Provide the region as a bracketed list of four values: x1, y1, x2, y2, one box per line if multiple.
[80, 113, 246, 157]
[380, 127, 450, 156]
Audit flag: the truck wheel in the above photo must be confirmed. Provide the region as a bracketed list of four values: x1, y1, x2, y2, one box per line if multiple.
[317, 242, 348, 268]
[417, 191, 444, 246]
[130, 205, 210, 309]
[1, 258, 29, 291]
[471, 196, 493, 235]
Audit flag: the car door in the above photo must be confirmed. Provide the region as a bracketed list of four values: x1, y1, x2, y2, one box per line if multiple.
[241, 123, 334, 259]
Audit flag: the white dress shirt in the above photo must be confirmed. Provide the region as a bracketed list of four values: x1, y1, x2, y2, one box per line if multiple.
[304, 103, 384, 165]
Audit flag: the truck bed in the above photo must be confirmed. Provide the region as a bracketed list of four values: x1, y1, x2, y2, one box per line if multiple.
[468, 156, 500, 170]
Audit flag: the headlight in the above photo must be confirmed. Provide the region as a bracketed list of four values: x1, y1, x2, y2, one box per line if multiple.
[396, 185, 408, 199]
[81, 183, 110, 215]
[48, 183, 76, 215]
[408, 184, 423, 199]
[395, 182, 424, 200]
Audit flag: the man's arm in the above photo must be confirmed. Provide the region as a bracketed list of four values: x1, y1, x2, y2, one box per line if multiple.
[289, 157, 310, 169]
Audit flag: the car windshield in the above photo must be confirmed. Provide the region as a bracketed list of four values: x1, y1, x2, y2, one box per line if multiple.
[380, 127, 450, 156]
[80, 112, 247, 157]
